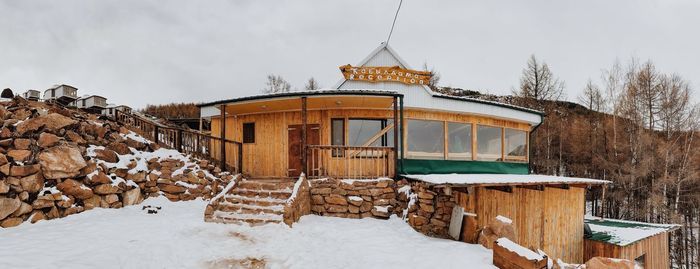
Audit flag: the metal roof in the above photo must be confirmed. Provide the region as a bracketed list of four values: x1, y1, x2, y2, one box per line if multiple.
[584, 216, 680, 246]
[197, 89, 402, 107]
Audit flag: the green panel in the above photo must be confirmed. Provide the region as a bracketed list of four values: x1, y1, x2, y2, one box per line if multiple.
[399, 159, 529, 175]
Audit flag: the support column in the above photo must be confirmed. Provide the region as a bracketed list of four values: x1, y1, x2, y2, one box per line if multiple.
[301, 97, 308, 176]
[399, 96, 405, 164]
[393, 96, 399, 180]
[220, 104, 227, 171]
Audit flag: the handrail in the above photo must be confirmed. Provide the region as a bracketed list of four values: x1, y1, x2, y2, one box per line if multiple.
[114, 111, 243, 174]
[307, 144, 395, 179]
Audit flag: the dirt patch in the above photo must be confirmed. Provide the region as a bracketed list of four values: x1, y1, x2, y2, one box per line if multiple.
[206, 257, 267, 269]
[228, 231, 255, 243]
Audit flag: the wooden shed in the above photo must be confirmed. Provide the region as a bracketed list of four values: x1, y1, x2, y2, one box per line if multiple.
[584, 217, 679, 268]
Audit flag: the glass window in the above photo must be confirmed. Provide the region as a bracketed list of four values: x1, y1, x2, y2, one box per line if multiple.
[505, 129, 527, 161]
[448, 122, 472, 160]
[348, 119, 393, 147]
[477, 125, 502, 161]
[407, 119, 444, 159]
[242, 122, 255, 143]
[331, 119, 344, 146]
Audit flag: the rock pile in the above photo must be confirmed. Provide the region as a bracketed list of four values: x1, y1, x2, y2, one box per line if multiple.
[478, 216, 517, 249]
[309, 178, 398, 219]
[398, 180, 456, 238]
[0, 97, 231, 228]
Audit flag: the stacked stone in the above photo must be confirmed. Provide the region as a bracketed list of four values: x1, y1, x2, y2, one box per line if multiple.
[400, 181, 456, 238]
[309, 178, 397, 219]
[0, 97, 230, 228]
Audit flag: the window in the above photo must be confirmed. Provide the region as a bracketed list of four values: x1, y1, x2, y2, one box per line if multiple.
[504, 129, 527, 162]
[331, 119, 344, 146]
[448, 122, 472, 160]
[477, 125, 502, 161]
[82, 99, 86, 107]
[242, 122, 255, 143]
[348, 119, 393, 147]
[407, 119, 444, 159]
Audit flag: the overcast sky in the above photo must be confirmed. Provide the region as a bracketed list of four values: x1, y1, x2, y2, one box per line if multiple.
[1, 0, 698, 108]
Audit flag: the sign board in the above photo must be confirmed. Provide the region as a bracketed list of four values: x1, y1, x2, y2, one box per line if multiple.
[339, 64, 432, 85]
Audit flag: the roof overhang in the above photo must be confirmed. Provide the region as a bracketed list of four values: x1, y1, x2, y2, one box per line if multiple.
[402, 173, 611, 188]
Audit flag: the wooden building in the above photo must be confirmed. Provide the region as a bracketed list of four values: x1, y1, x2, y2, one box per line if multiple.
[195, 43, 675, 266]
[22, 89, 40, 101]
[102, 104, 132, 118]
[44, 84, 78, 106]
[75, 95, 107, 114]
[584, 217, 679, 268]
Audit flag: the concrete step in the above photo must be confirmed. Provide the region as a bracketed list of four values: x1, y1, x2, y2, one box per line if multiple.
[223, 194, 287, 207]
[211, 211, 283, 226]
[237, 180, 296, 191]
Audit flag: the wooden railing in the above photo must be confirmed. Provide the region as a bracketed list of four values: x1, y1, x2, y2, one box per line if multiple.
[115, 111, 242, 173]
[307, 145, 395, 179]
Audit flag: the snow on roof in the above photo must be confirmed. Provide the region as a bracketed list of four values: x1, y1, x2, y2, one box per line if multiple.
[402, 173, 610, 186]
[198, 88, 400, 107]
[585, 216, 680, 246]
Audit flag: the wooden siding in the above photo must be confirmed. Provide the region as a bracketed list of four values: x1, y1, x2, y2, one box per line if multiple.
[209, 106, 531, 178]
[455, 186, 586, 264]
[584, 233, 670, 269]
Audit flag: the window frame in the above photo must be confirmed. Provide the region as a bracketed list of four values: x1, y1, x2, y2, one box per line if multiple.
[475, 124, 504, 162]
[242, 122, 255, 144]
[405, 118, 446, 160]
[503, 128, 528, 163]
[446, 121, 473, 161]
[347, 118, 393, 147]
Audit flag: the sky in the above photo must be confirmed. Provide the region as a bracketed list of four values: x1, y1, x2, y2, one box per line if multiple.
[1, 0, 698, 109]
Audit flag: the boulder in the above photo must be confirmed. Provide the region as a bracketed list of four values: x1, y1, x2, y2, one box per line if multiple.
[122, 187, 142, 206]
[87, 171, 112, 185]
[13, 138, 32, 150]
[585, 257, 635, 269]
[15, 113, 77, 135]
[65, 131, 86, 144]
[325, 194, 348, 205]
[94, 149, 119, 163]
[0, 217, 23, 228]
[7, 149, 32, 162]
[19, 173, 44, 193]
[105, 194, 119, 204]
[38, 145, 87, 179]
[478, 217, 516, 249]
[30, 210, 46, 223]
[0, 180, 9, 194]
[158, 183, 186, 194]
[94, 184, 120, 195]
[0, 197, 21, 219]
[107, 142, 131, 155]
[11, 202, 32, 217]
[0, 153, 7, 166]
[11, 164, 41, 177]
[56, 178, 94, 199]
[126, 138, 146, 150]
[38, 133, 62, 148]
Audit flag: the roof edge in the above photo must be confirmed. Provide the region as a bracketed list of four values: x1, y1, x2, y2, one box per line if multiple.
[197, 89, 403, 108]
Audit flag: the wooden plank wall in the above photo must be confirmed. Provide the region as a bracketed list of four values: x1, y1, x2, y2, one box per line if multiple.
[456, 186, 586, 264]
[584, 233, 669, 269]
[209, 107, 531, 178]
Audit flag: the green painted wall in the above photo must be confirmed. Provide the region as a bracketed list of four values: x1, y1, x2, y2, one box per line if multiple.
[399, 159, 528, 175]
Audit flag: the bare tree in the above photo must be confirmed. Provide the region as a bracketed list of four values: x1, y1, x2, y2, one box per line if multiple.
[422, 62, 441, 88]
[578, 79, 605, 112]
[263, 74, 292, 93]
[513, 55, 565, 108]
[304, 77, 320, 91]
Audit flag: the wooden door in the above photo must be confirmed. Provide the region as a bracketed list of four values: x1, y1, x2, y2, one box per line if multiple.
[288, 124, 319, 178]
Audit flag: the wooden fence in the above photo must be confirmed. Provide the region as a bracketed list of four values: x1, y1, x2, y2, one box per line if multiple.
[307, 145, 394, 179]
[115, 111, 242, 173]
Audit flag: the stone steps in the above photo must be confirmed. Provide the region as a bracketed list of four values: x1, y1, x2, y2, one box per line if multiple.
[206, 179, 296, 226]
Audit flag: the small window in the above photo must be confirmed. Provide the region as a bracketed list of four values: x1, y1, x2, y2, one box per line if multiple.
[407, 119, 444, 159]
[504, 128, 527, 162]
[331, 119, 344, 146]
[448, 122, 472, 160]
[243, 123, 255, 143]
[477, 125, 502, 161]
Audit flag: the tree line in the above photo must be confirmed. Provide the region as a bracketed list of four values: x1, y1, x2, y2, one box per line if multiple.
[509, 55, 699, 268]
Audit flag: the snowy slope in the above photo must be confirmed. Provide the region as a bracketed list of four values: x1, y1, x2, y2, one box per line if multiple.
[0, 198, 496, 269]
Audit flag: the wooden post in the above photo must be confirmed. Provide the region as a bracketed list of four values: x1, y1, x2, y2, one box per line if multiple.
[393, 96, 399, 180]
[399, 96, 405, 162]
[237, 143, 243, 174]
[176, 129, 183, 152]
[153, 125, 159, 144]
[600, 184, 607, 217]
[220, 104, 227, 171]
[114, 108, 119, 122]
[301, 97, 308, 176]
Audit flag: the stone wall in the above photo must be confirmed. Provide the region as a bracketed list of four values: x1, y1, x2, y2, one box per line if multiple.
[396, 179, 456, 238]
[309, 178, 399, 219]
[282, 175, 311, 225]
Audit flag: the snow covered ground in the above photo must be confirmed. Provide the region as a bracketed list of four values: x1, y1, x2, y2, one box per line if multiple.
[0, 197, 496, 269]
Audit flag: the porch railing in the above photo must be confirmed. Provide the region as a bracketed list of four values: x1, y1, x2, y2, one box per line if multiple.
[307, 145, 395, 179]
[115, 111, 242, 173]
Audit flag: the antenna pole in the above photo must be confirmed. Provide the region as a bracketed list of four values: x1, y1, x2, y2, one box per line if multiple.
[385, 0, 403, 45]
